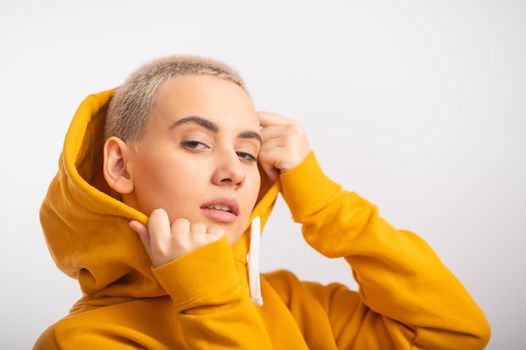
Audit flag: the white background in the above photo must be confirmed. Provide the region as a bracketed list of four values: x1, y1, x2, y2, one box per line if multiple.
[1, 1, 525, 349]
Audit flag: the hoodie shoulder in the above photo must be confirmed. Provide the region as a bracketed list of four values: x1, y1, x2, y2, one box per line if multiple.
[262, 269, 325, 305]
[33, 324, 59, 350]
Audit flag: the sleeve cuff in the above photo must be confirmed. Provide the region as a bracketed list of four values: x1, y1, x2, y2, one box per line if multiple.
[151, 235, 239, 310]
[279, 151, 342, 221]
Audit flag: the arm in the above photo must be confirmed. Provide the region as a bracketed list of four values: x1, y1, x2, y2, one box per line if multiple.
[151, 235, 273, 349]
[130, 210, 273, 349]
[279, 151, 491, 350]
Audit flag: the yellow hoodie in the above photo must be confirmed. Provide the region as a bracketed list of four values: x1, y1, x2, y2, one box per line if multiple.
[34, 89, 491, 349]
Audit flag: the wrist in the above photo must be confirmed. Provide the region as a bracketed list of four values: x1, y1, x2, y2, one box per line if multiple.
[280, 151, 341, 220]
[151, 235, 239, 310]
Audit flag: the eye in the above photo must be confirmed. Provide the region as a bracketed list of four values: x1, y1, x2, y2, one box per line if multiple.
[181, 140, 210, 151]
[237, 151, 257, 163]
[182, 140, 256, 162]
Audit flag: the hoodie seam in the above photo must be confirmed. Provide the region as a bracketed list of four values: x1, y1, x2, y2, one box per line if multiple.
[291, 185, 341, 221]
[170, 275, 240, 310]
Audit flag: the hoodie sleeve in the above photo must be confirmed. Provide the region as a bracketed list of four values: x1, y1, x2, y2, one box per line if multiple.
[278, 151, 491, 350]
[151, 235, 274, 349]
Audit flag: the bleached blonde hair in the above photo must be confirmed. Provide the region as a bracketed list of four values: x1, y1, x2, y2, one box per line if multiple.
[104, 55, 248, 142]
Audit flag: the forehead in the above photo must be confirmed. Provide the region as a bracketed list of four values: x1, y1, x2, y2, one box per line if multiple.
[152, 75, 258, 129]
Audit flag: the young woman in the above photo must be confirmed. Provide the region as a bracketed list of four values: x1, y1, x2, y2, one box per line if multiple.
[35, 55, 490, 349]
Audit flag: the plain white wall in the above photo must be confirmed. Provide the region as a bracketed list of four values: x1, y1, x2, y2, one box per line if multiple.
[1, 1, 525, 348]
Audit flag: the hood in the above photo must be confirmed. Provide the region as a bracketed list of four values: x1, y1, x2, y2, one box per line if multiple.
[40, 89, 280, 309]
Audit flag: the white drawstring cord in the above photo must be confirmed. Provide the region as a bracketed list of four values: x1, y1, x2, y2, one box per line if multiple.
[246, 216, 263, 306]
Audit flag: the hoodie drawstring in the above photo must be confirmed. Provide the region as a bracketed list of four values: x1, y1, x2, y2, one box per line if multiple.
[247, 216, 263, 306]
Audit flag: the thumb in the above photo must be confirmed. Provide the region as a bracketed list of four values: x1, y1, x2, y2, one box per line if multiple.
[129, 220, 150, 250]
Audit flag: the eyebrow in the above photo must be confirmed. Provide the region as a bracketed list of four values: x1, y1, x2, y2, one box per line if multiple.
[168, 115, 262, 143]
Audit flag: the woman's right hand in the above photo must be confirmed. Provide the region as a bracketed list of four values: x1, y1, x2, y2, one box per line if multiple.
[129, 208, 225, 267]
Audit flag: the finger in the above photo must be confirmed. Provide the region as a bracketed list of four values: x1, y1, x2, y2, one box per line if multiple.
[206, 225, 225, 240]
[260, 124, 289, 142]
[148, 208, 172, 247]
[129, 220, 150, 250]
[258, 111, 296, 127]
[262, 145, 298, 169]
[171, 217, 191, 239]
[170, 218, 191, 252]
[190, 222, 207, 234]
[258, 156, 279, 183]
[189, 222, 208, 244]
[260, 134, 288, 151]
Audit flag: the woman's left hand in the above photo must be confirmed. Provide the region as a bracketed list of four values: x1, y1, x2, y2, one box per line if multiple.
[257, 111, 311, 183]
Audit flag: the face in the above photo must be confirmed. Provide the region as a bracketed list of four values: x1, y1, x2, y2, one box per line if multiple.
[122, 75, 261, 245]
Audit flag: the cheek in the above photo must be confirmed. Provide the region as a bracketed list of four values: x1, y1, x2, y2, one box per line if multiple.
[253, 171, 262, 197]
[245, 168, 261, 206]
[132, 150, 204, 212]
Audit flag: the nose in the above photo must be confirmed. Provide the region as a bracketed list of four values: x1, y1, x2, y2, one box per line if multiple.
[212, 150, 246, 189]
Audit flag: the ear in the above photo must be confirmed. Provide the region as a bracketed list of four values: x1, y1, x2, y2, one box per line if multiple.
[103, 136, 134, 195]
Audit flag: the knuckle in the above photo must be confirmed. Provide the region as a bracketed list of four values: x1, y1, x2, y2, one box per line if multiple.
[206, 225, 224, 235]
[190, 222, 207, 233]
[189, 236, 206, 248]
[172, 218, 190, 233]
[152, 242, 169, 259]
[290, 123, 303, 134]
[177, 240, 192, 253]
[173, 217, 190, 225]
[171, 236, 191, 253]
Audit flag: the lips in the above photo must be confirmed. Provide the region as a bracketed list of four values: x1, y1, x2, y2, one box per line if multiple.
[200, 197, 239, 215]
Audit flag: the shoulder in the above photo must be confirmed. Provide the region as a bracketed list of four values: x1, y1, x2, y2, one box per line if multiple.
[263, 269, 350, 294]
[262, 269, 359, 310]
[33, 298, 180, 349]
[262, 269, 347, 302]
[33, 323, 59, 350]
[262, 269, 306, 305]
[263, 269, 302, 290]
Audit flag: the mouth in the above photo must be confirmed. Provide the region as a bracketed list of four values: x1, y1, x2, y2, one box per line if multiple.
[200, 197, 239, 224]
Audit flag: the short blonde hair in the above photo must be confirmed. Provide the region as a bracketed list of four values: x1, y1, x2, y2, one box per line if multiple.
[104, 54, 248, 142]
